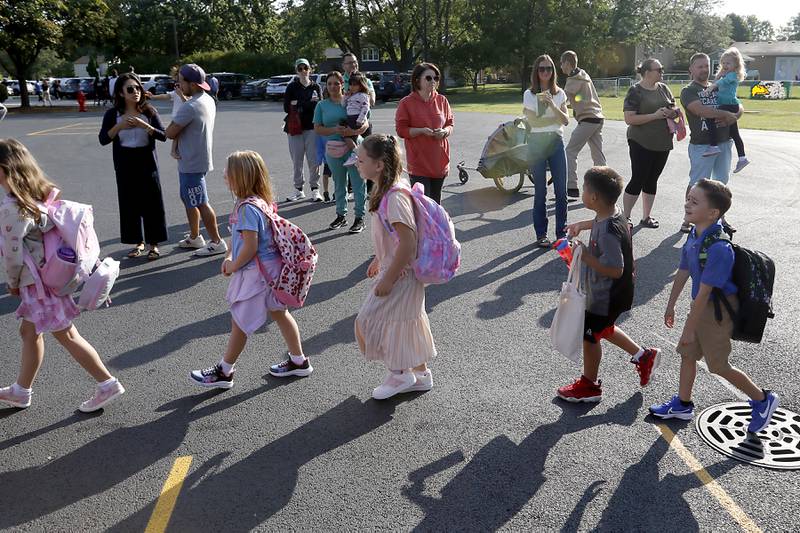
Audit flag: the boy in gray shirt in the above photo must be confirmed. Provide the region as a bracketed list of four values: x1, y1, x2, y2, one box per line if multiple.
[166, 63, 227, 257]
[558, 166, 660, 402]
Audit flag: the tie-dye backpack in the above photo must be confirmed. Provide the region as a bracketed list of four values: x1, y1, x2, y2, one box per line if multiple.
[378, 182, 461, 284]
[231, 197, 317, 307]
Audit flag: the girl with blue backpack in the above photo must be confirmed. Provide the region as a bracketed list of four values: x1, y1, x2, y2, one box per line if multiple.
[354, 134, 440, 400]
[0, 139, 125, 412]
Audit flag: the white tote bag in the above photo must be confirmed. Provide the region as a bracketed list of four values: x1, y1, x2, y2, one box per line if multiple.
[550, 244, 586, 365]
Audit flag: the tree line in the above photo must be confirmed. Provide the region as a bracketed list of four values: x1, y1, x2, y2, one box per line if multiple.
[2, 0, 800, 108]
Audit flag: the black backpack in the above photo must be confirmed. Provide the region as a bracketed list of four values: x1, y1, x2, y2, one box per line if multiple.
[699, 229, 775, 343]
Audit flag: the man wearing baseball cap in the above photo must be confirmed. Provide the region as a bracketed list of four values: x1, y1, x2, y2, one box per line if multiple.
[166, 64, 227, 257]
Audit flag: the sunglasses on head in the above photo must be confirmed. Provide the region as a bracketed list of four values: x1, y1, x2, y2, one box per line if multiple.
[538, 66, 554, 72]
[125, 85, 141, 94]
[425, 75, 440, 82]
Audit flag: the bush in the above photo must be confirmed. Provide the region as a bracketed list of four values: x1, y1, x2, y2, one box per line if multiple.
[109, 50, 293, 79]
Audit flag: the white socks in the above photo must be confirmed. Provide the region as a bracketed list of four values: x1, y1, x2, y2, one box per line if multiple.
[289, 353, 306, 366]
[219, 360, 235, 376]
[631, 349, 645, 362]
[98, 377, 118, 390]
[12, 383, 32, 396]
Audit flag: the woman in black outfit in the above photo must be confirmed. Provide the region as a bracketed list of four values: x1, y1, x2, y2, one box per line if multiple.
[99, 73, 169, 260]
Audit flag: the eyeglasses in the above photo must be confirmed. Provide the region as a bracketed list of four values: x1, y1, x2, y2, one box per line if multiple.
[297, 65, 309, 71]
[125, 86, 141, 94]
[425, 75, 440, 82]
[538, 66, 554, 73]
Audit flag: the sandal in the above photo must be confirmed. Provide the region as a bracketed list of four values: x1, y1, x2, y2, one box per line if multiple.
[640, 217, 660, 229]
[147, 248, 161, 261]
[127, 245, 145, 258]
[535, 236, 552, 248]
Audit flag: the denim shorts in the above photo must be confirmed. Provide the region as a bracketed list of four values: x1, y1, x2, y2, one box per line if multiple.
[179, 172, 208, 208]
[688, 140, 732, 186]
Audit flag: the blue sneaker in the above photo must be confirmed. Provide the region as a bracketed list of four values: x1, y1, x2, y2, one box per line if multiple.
[649, 395, 694, 420]
[747, 390, 779, 433]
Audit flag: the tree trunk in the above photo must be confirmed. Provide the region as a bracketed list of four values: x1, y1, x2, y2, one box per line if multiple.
[472, 70, 479, 91]
[13, 60, 32, 109]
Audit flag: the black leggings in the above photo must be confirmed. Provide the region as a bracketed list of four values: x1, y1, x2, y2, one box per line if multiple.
[625, 139, 670, 196]
[708, 104, 745, 157]
[410, 175, 444, 204]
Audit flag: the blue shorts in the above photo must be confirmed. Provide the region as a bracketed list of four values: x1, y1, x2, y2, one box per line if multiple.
[688, 140, 732, 186]
[179, 172, 208, 208]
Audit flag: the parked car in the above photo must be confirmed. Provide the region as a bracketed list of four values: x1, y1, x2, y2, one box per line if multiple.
[310, 73, 328, 86]
[4, 80, 37, 96]
[151, 77, 176, 95]
[265, 74, 295, 100]
[240, 78, 269, 100]
[60, 78, 90, 99]
[140, 74, 171, 93]
[376, 72, 411, 102]
[211, 73, 254, 100]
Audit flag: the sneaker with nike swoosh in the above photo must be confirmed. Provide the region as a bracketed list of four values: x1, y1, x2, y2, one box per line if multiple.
[747, 390, 779, 433]
[649, 394, 694, 420]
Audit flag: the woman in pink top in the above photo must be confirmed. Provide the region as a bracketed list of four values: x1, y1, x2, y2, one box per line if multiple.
[395, 62, 454, 204]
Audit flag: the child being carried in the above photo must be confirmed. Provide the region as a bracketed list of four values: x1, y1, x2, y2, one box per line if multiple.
[342, 72, 371, 166]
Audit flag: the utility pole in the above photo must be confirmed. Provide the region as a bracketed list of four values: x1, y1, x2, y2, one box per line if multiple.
[172, 17, 180, 60]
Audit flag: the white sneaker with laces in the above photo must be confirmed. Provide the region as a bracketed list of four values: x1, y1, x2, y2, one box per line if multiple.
[286, 190, 306, 202]
[408, 369, 433, 392]
[79, 381, 125, 413]
[372, 371, 417, 400]
[311, 189, 323, 202]
[179, 234, 206, 249]
[193, 239, 229, 257]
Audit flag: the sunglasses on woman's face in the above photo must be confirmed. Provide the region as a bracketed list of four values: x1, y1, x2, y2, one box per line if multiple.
[538, 66, 554, 73]
[297, 65, 309, 71]
[125, 85, 141, 94]
[425, 75, 440, 82]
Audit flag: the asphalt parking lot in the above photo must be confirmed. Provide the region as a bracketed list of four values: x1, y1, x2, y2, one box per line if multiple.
[0, 98, 798, 531]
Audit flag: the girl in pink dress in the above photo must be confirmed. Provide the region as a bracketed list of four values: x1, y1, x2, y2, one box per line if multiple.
[354, 134, 436, 400]
[0, 139, 125, 412]
[190, 150, 311, 389]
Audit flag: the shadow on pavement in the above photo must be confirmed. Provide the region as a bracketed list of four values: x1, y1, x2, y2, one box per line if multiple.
[0, 385, 288, 529]
[109, 394, 413, 532]
[403, 394, 642, 531]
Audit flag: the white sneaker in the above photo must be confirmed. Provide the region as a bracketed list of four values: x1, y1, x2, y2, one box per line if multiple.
[0, 385, 31, 409]
[178, 234, 206, 249]
[311, 189, 323, 202]
[346, 192, 354, 201]
[286, 190, 306, 202]
[372, 371, 417, 400]
[408, 369, 433, 392]
[193, 239, 228, 257]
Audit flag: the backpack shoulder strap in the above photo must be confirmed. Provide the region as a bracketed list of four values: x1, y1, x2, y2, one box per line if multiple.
[377, 186, 411, 238]
[698, 227, 730, 270]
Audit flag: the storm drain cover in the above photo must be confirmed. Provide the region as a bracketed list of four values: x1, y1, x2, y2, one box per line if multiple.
[695, 402, 800, 470]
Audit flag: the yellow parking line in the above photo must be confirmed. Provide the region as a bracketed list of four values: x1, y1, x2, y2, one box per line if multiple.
[145, 455, 193, 533]
[27, 122, 86, 136]
[658, 425, 762, 533]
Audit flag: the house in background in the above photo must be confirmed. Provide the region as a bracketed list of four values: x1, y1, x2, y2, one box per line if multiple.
[73, 56, 106, 77]
[318, 47, 395, 74]
[729, 41, 800, 81]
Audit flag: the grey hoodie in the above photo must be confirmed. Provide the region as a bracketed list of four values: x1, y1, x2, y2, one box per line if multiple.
[563, 68, 604, 122]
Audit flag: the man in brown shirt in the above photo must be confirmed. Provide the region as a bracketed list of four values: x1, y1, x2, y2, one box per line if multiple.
[561, 50, 607, 199]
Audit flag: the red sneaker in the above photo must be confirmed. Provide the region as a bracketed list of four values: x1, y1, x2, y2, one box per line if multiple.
[633, 348, 661, 387]
[557, 376, 602, 403]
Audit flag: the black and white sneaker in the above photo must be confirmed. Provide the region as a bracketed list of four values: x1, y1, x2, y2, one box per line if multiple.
[269, 357, 313, 377]
[349, 217, 365, 234]
[567, 188, 580, 202]
[329, 215, 347, 229]
[190, 364, 234, 389]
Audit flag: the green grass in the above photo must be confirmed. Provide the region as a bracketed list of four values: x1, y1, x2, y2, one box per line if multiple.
[446, 83, 800, 132]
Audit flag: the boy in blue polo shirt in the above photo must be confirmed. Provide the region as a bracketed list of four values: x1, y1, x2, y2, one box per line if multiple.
[650, 179, 778, 433]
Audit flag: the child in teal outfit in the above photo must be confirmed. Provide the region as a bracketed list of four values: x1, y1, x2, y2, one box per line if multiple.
[702, 47, 749, 172]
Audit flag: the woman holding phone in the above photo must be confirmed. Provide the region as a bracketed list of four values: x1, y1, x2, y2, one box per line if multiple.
[395, 62, 454, 204]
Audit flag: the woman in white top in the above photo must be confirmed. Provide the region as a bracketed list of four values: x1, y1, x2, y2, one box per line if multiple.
[523, 54, 570, 247]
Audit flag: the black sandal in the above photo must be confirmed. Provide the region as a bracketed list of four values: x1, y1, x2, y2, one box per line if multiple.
[640, 217, 660, 229]
[127, 245, 145, 258]
[147, 248, 161, 261]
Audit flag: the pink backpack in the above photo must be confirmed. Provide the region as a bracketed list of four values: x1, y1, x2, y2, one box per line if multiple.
[378, 183, 461, 284]
[230, 197, 318, 308]
[667, 108, 687, 141]
[19, 188, 118, 310]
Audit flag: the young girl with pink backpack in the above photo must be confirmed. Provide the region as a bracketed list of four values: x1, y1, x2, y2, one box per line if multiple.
[0, 139, 125, 412]
[190, 150, 316, 389]
[354, 134, 460, 400]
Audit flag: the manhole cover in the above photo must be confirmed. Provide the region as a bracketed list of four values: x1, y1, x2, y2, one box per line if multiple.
[695, 402, 800, 470]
